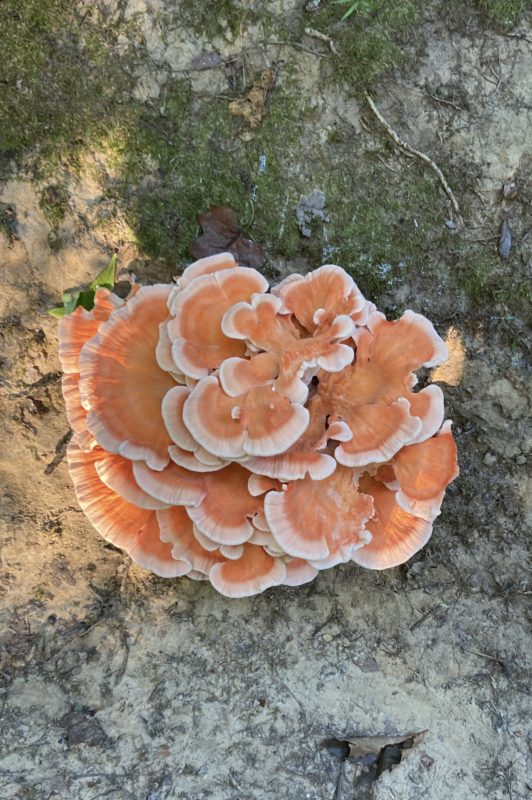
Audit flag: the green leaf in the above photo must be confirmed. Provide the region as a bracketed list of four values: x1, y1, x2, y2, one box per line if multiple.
[76, 290, 96, 311]
[47, 256, 118, 319]
[62, 290, 81, 314]
[47, 306, 68, 318]
[329, 0, 372, 19]
[90, 254, 117, 292]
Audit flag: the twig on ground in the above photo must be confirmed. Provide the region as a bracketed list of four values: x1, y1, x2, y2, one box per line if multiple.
[304, 26, 339, 55]
[266, 39, 325, 58]
[119, 558, 131, 593]
[465, 648, 506, 667]
[44, 430, 73, 475]
[114, 628, 130, 685]
[428, 93, 465, 112]
[501, 32, 532, 44]
[364, 92, 462, 222]
[409, 604, 442, 631]
[392, 80, 466, 112]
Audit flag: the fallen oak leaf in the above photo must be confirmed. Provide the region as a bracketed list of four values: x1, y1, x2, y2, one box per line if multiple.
[189, 205, 265, 268]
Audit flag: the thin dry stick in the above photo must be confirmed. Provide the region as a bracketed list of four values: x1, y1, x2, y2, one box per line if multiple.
[304, 26, 339, 55]
[364, 92, 462, 221]
[265, 40, 325, 58]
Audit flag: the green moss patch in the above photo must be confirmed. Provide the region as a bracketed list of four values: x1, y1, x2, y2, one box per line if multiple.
[0, 0, 135, 173]
[105, 73, 308, 268]
[39, 184, 70, 228]
[177, 0, 254, 39]
[474, 0, 529, 28]
[311, 0, 425, 91]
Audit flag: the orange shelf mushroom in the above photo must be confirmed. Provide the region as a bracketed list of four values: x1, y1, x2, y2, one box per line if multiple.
[57, 253, 458, 596]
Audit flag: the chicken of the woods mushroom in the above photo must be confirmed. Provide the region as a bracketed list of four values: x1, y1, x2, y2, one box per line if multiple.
[58, 254, 458, 598]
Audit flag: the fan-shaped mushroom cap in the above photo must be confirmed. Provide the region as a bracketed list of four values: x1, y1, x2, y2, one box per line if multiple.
[252, 509, 270, 531]
[67, 442, 190, 577]
[161, 385, 228, 472]
[94, 452, 168, 510]
[168, 444, 225, 473]
[175, 252, 238, 290]
[365, 309, 448, 371]
[209, 544, 287, 598]
[183, 375, 310, 460]
[57, 288, 123, 374]
[334, 398, 422, 467]
[161, 385, 199, 450]
[352, 476, 433, 570]
[248, 527, 275, 545]
[185, 464, 262, 545]
[246, 450, 337, 481]
[407, 384, 445, 445]
[157, 506, 227, 574]
[247, 474, 280, 496]
[220, 544, 244, 560]
[393, 420, 459, 519]
[264, 466, 374, 561]
[58, 289, 125, 450]
[244, 401, 339, 481]
[191, 525, 219, 552]
[132, 460, 206, 507]
[283, 558, 319, 586]
[167, 267, 269, 380]
[79, 285, 176, 471]
[219, 353, 278, 397]
[128, 513, 191, 578]
[315, 309, 449, 466]
[156, 321, 186, 382]
[273, 265, 366, 333]
[222, 293, 355, 403]
[61, 375, 94, 450]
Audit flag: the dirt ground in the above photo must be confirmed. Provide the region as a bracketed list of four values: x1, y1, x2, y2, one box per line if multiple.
[0, 2, 530, 799]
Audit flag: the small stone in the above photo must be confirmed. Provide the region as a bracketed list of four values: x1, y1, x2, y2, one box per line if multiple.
[47, 228, 62, 252]
[322, 633, 333, 642]
[188, 51, 224, 71]
[483, 452, 496, 466]
[24, 366, 41, 383]
[499, 219, 512, 259]
[295, 190, 329, 238]
[59, 711, 109, 747]
[516, 455, 526, 465]
[357, 655, 381, 673]
[502, 180, 518, 200]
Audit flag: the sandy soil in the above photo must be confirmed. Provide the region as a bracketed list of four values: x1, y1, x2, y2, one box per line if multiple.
[0, 2, 530, 799]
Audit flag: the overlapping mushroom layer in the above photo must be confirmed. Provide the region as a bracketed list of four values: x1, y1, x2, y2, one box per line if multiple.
[58, 254, 458, 597]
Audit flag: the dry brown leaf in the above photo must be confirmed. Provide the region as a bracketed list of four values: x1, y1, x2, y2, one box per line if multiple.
[229, 69, 275, 138]
[323, 730, 427, 798]
[189, 205, 264, 268]
[344, 730, 426, 769]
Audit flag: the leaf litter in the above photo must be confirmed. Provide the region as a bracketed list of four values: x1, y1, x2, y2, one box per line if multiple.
[323, 730, 427, 799]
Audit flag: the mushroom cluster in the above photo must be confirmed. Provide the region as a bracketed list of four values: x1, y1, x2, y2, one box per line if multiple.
[58, 254, 458, 597]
